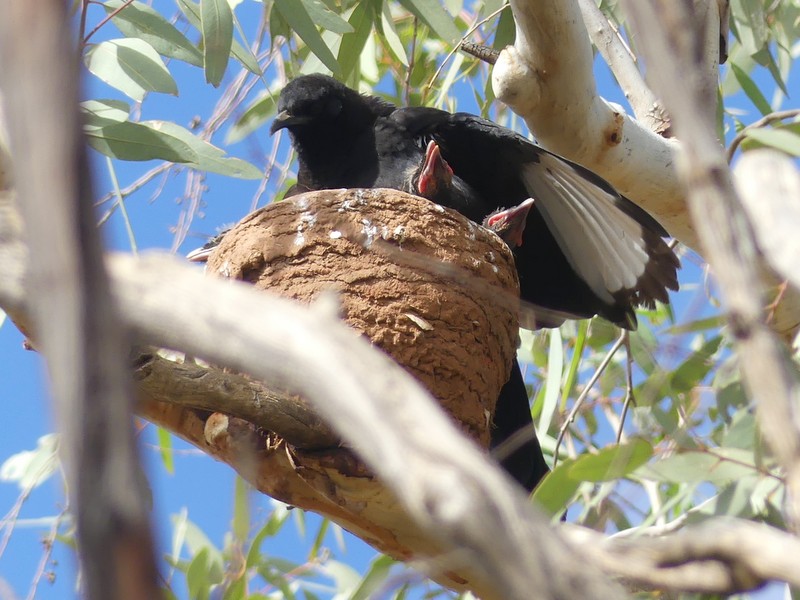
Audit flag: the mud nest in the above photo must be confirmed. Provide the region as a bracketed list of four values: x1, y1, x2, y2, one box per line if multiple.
[205, 188, 520, 449]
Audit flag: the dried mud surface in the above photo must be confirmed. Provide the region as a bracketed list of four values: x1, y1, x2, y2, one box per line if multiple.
[206, 188, 520, 447]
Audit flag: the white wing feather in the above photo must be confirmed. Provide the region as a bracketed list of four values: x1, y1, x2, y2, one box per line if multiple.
[522, 155, 649, 303]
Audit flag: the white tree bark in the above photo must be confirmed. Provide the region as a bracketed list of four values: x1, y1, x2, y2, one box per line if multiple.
[492, 0, 800, 338]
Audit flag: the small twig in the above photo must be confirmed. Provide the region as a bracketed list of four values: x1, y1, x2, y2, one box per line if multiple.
[554, 330, 626, 467]
[460, 41, 499, 65]
[26, 505, 68, 600]
[615, 332, 634, 444]
[105, 156, 138, 255]
[726, 108, 800, 163]
[81, 0, 136, 47]
[427, 3, 508, 90]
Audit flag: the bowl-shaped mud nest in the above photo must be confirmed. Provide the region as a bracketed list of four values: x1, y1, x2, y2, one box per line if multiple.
[205, 187, 520, 449]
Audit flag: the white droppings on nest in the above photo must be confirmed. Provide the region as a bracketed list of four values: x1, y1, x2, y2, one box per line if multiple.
[339, 193, 369, 213]
[361, 219, 378, 245]
[393, 225, 406, 238]
[491, 265, 499, 273]
[299, 211, 317, 226]
[294, 196, 309, 211]
[432, 204, 445, 214]
[486, 251, 496, 263]
[329, 230, 342, 239]
[217, 260, 232, 278]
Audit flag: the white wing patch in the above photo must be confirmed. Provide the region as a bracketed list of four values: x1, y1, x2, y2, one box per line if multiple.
[522, 155, 649, 303]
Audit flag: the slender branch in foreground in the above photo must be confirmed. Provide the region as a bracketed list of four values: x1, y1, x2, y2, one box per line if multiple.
[0, 2, 159, 598]
[621, 0, 800, 529]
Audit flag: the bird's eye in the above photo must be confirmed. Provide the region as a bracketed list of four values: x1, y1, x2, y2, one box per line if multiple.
[325, 97, 343, 116]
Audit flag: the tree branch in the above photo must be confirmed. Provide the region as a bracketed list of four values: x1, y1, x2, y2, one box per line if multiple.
[491, 0, 694, 245]
[0, 2, 160, 598]
[621, 0, 800, 528]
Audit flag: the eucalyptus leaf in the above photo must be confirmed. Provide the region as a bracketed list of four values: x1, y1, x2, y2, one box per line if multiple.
[201, 0, 233, 86]
[273, 0, 341, 76]
[81, 99, 131, 128]
[104, 0, 203, 66]
[398, 0, 460, 43]
[85, 120, 197, 163]
[568, 439, 652, 482]
[85, 38, 178, 101]
[143, 120, 263, 178]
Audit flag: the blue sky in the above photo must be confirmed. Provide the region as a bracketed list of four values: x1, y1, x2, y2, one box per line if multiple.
[0, 2, 794, 599]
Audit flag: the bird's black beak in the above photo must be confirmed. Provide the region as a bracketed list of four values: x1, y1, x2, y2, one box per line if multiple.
[270, 110, 312, 135]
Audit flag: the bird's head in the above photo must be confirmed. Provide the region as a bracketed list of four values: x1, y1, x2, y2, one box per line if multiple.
[270, 74, 393, 137]
[414, 141, 453, 200]
[483, 198, 535, 248]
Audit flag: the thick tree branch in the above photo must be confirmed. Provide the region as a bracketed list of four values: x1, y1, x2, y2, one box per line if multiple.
[491, 0, 694, 245]
[133, 349, 339, 449]
[576, 0, 668, 133]
[621, 0, 800, 528]
[0, 2, 160, 599]
[565, 518, 800, 593]
[493, 0, 800, 341]
[5, 178, 800, 596]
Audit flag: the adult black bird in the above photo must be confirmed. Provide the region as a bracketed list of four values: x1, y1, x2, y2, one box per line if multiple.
[199, 74, 680, 493]
[270, 74, 679, 330]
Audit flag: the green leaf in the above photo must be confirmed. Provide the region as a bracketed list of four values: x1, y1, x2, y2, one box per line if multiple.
[273, 0, 341, 76]
[201, 0, 233, 86]
[309, 517, 329, 558]
[531, 459, 581, 517]
[752, 46, 789, 98]
[232, 476, 250, 542]
[730, 62, 772, 116]
[321, 560, 361, 596]
[81, 99, 131, 128]
[397, 0, 460, 43]
[493, 4, 515, 49]
[104, 0, 203, 66]
[177, 0, 261, 75]
[569, 439, 653, 482]
[349, 555, 396, 600]
[637, 449, 758, 484]
[0, 434, 59, 490]
[730, 0, 768, 55]
[669, 336, 722, 393]
[85, 121, 197, 163]
[142, 120, 263, 178]
[157, 426, 174, 474]
[175, 516, 225, 583]
[744, 128, 800, 157]
[664, 315, 725, 335]
[337, 1, 376, 81]
[227, 90, 277, 144]
[187, 548, 212, 600]
[85, 38, 178, 101]
[538, 329, 562, 437]
[378, 2, 408, 66]
[301, 0, 354, 34]
[722, 408, 757, 451]
[245, 505, 290, 566]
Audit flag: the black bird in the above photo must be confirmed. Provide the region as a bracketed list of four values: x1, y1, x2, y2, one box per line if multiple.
[270, 74, 679, 330]
[198, 74, 681, 493]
